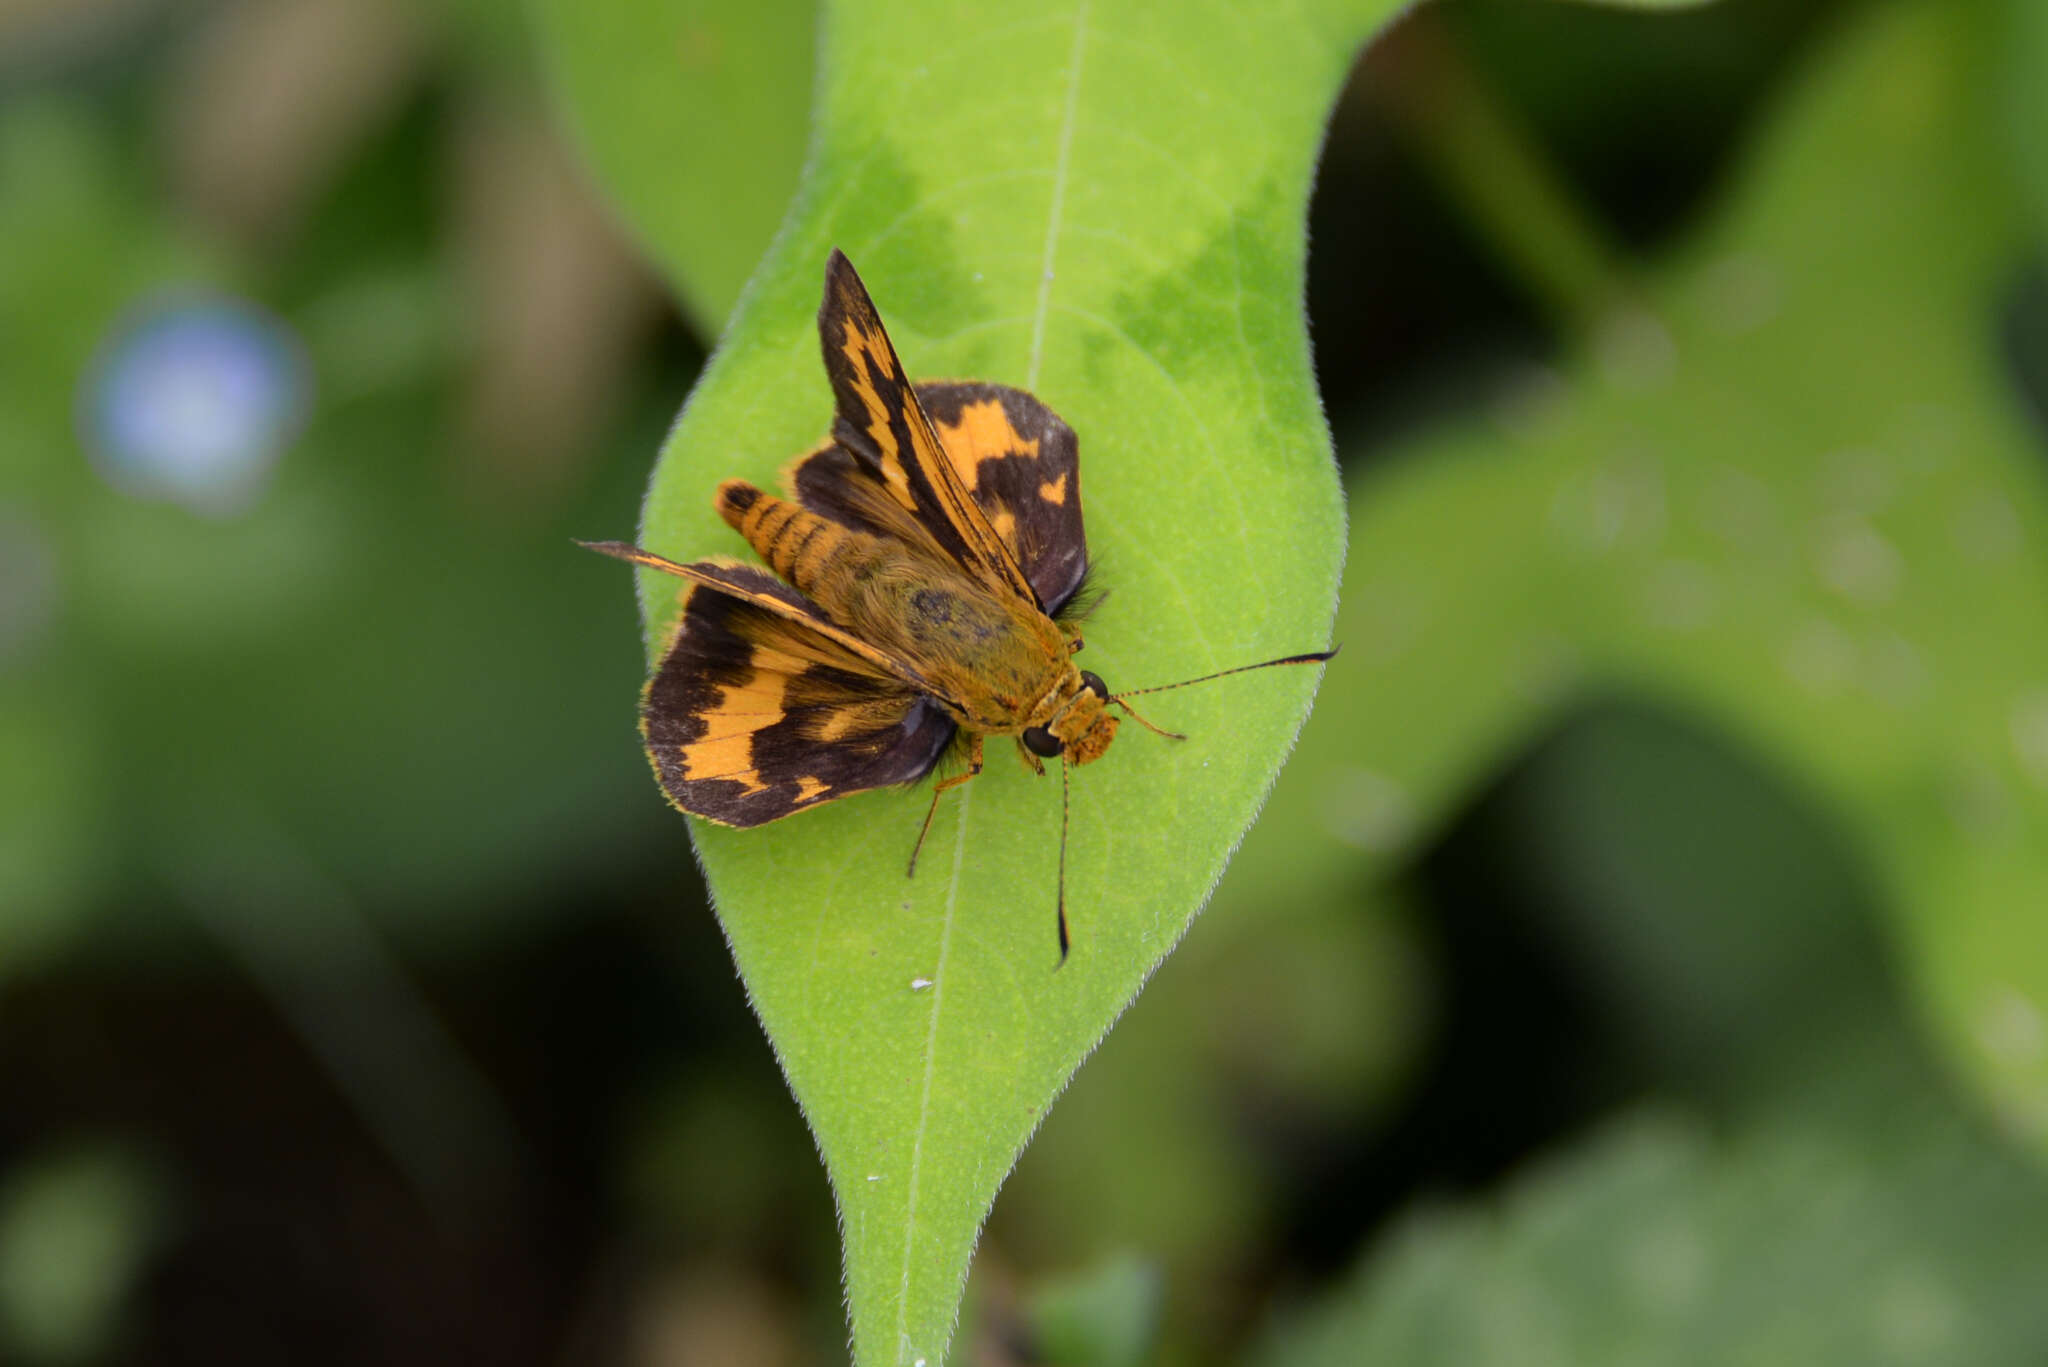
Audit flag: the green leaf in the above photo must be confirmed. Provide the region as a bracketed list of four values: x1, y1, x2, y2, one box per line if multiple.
[1250, 1096, 2048, 1366]
[992, 875, 1420, 1337]
[589, 0, 1415, 1359]
[0, 1143, 167, 1365]
[1025, 1253, 1163, 1367]
[1221, 0, 2048, 1159]
[1445, 703, 1908, 1105]
[0, 97, 672, 955]
[530, 0, 815, 332]
[1550, 0, 1720, 9]
[1995, 0, 2048, 252]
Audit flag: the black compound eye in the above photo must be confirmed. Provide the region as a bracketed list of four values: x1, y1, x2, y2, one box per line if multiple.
[1022, 725, 1063, 757]
[1080, 670, 1108, 699]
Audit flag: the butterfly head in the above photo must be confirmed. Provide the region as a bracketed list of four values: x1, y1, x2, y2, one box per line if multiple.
[1020, 669, 1119, 768]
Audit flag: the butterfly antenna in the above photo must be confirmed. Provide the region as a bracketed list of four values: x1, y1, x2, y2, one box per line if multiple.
[1055, 759, 1072, 968]
[1112, 647, 1339, 701]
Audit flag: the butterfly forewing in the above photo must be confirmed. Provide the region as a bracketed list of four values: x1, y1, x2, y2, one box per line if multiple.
[817, 251, 1044, 610]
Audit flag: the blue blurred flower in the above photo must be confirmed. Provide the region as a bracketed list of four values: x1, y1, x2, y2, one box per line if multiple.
[80, 295, 308, 514]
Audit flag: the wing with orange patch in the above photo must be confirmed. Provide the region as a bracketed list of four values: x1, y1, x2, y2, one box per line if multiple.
[784, 375, 1090, 616]
[917, 381, 1088, 614]
[816, 250, 1041, 608]
[641, 573, 959, 827]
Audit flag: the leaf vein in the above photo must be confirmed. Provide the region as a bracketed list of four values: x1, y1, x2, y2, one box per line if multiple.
[1027, 0, 1091, 391]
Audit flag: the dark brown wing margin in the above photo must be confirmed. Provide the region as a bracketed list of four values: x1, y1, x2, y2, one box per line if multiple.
[916, 381, 1088, 615]
[641, 579, 957, 827]
[816, 251, 1041, 607]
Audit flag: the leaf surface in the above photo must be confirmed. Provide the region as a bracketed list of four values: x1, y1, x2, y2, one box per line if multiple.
[608, 1, 1380, 1360]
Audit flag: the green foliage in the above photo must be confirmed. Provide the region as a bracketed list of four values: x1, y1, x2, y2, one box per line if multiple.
[529, 0, 815, 333]
[1453, 703, 1907, 1105]
[1217, 0, 2048, 1160]
[1997, 0, 2048, 252]
[1025, 1253, 1162, 1367]
[0, 103, 211, 972]
[0, 1144, 166, 1366]
[0, 95, 668, 969]
[528, 0, 1787, 1356]
[1252, 1099, 2048, 1367]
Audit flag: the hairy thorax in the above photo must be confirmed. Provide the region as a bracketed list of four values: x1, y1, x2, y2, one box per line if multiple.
[829, 546, 1069, 731]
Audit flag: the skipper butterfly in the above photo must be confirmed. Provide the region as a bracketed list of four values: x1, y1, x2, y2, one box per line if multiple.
[586, 252, 1333, 961]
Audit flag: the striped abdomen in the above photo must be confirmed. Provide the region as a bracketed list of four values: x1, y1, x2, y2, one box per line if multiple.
[715, 479, 864, 606]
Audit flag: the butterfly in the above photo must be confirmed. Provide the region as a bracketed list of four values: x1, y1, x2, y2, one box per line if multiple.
[584, 251, 1333, 962]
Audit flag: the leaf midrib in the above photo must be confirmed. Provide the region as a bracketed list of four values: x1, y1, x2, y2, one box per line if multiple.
[891, 5, 1091, 1359]
[1027, 0, 1090, 391]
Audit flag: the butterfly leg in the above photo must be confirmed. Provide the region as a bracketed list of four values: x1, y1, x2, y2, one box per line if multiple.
[906, 732, 985, 878]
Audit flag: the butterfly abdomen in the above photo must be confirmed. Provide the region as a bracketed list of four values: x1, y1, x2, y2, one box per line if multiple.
[716, 480, 858, 598]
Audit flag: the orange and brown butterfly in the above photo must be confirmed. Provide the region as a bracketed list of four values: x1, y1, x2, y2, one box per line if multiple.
[583, 250, 1334, 961]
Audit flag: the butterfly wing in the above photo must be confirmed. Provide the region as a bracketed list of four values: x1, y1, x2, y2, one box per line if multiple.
[637, 563, 957, 827]
[815, 251, 1043, 608]
[582, 540, 937, 690]
[916, 381, 1087, 615]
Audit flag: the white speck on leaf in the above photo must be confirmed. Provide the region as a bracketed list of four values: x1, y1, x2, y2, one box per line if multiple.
[910, 977, 933, 992]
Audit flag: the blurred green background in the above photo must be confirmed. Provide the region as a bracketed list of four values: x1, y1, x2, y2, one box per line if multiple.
[5, 0, 2048, 1362]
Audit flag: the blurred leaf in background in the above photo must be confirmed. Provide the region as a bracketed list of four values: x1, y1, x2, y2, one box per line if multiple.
[530, 0, 815, 333]
[1252, 1102, 2048, 1367]
[1219, 0, 2048, 1357]
[1227, 0, 2048, 1160]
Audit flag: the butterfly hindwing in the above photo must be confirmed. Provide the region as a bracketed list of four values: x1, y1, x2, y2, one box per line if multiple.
[643, 573, 958, 827]
[786, 381, 1088, 616]
[816, 251, 1042, 608]
[918, 381, 1087, 615]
